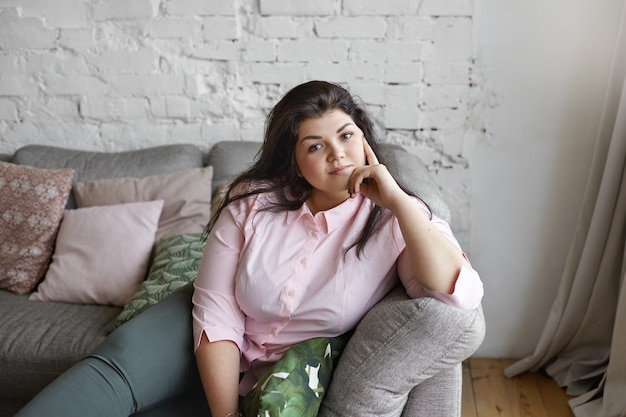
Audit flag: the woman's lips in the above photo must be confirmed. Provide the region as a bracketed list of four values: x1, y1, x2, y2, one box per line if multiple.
[329, 165, 352, 175]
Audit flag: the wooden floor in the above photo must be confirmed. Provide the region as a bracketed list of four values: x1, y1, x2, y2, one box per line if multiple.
[463, 358, 574, 417]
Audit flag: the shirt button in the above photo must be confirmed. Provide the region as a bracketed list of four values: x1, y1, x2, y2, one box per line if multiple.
[310, 230, 318, 239]
[287, 289, 295, 297]
[270, 327, 277, 335]
[299, 257, 306, 265]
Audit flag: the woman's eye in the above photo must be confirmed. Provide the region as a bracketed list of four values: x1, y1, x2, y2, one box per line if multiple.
[341, 132, 353, 140]
[308, 143, 322, 152]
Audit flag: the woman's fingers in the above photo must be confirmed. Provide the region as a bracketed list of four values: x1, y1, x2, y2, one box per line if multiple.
[350, 137, 379, 195]
[350, 165, 374, 196]
[352, 137, 404, 209]
[363, 137, 379, 165]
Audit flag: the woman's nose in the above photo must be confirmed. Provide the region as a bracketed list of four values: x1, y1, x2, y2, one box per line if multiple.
[327, 142, 345, 161]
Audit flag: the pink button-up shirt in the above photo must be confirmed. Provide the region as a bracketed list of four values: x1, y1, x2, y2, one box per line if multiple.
[192, 190, 483, 394]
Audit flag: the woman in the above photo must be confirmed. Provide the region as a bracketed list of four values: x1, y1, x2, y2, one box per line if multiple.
[16, 81, 484, 417]
[193, 81, 484, 417]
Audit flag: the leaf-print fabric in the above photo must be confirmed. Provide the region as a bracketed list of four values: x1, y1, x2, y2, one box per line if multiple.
[108, 233, 205, 332]
[243, 334, 350, 417]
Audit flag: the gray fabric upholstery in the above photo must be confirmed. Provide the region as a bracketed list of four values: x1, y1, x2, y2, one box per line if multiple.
[13, 144, 204, 208]
[379, 145, 450, 223]
[400, 365, 463, 417]
[206, 141, 260, 194]
[318, 287, 485, 417]
[0, 290, 121, 401]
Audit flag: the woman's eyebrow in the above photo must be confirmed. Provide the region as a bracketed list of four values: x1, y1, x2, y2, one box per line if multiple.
[337, 123, 354, 132]
[300, 123, 356, 142]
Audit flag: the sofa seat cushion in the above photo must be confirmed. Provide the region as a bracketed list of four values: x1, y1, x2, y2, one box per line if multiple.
[0, 289, 121, 401]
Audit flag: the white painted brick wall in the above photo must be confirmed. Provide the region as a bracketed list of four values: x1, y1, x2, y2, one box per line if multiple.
[93, 0, 159, 21]
[58, 29, 97, 51]
[255, 17, 314, 38]
[420, 0, 473, 16]
[203, 17, 239, 40]
[166, 0, 235, 17]
[0, 76, 39, 96]
[315, 17, 387, 39]
[344, 0, 419, 16]
[0, 0, 476, 245]
[0, 9, 56, 49]
[21, 0, 89, 29]
[145, 18, 202, 39]
[260, 0, 337, 16]
[81, 97, 149, 120]
[0, 99, 17, 121]
[278, 40, 349, 62]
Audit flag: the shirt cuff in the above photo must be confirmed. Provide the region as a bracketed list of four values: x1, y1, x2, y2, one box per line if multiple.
[421, 265, 484, 310]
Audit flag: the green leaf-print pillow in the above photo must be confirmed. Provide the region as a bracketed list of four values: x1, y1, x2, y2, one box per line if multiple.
[108, 233, 205, 332]
[243, 334, 350, 417]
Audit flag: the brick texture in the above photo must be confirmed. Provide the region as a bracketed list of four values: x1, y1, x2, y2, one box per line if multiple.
[0, 0, 476, 241]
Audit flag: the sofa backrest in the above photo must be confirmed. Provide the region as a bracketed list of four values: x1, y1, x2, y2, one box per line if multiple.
[7, 141, 450, 222]
[378, 144, 450, 222]
[12, 144, 204, 208]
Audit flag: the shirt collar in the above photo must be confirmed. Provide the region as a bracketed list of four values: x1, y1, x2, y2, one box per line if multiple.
[286, 194, 367, 234]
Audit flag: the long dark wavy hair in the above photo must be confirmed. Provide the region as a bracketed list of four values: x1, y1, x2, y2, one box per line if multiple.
[204, 80, 423, 257]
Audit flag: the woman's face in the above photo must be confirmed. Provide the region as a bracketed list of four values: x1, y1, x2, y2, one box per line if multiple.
[294, 109, 366, 210]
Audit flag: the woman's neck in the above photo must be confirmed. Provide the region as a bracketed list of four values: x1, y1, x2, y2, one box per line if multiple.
[306, 190, 351, 215]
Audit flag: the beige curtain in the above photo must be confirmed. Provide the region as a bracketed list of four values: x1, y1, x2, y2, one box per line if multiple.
[504, 7, 626, 417]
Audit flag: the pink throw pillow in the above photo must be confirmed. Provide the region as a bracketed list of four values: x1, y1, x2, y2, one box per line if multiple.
[0, 162, 74, 295]
[73, 167, 213, 240]
[29, 200, 164, 306]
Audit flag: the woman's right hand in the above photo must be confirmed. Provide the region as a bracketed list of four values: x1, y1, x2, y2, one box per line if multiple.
[349, 137, 409, 213]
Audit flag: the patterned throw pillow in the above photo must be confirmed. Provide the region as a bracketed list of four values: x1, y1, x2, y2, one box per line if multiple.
[108, 233, 205, 332]
[243, 334, 350, 417]
[0, 162, 74, 295]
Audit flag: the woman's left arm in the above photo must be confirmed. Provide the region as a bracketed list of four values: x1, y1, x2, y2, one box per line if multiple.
[387, 194, 468, 293]
[350, 138, 469, 294]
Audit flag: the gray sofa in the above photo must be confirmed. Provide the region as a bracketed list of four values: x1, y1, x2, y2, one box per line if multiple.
[0, 141, 452, 416]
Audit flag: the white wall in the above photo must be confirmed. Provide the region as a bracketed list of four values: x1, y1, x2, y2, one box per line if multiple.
[0, 0, 476, 248]
[470, 0, 624, 356]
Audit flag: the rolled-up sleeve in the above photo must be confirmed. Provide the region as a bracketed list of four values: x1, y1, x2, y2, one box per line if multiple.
[396, 206, 484, 310]
[192, 205, 246, 352]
